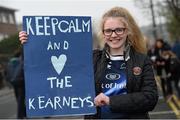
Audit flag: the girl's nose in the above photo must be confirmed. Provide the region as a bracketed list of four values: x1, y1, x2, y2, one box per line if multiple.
[111, 31, 118, 37]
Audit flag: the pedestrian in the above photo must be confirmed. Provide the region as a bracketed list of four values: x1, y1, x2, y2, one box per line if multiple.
[150, 38, 170, 97]
[162, 50, 180, 99]
[153, 39, 166, 76]
[6, 47, 26, 119]
[19, 7, 158, 119]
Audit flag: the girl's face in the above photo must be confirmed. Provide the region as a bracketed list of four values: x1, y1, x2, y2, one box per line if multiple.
[103, 17, 128, 52]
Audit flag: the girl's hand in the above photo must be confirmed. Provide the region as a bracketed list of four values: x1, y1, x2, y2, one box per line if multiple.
[94, 93, 110, 107]
[19, 31, 28, 44]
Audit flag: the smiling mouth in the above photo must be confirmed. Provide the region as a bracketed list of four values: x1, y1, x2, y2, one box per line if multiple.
[110, 39, 120, 43]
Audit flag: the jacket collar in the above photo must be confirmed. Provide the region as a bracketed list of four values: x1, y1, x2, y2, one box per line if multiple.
[104, 43, 131, 61]
[124, 43, 131, 61]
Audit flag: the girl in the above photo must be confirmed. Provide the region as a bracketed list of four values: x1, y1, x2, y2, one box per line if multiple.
[19, 7, 158, 119]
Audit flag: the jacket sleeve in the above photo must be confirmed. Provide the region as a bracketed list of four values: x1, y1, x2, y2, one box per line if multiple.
[109, 56, 158, 113]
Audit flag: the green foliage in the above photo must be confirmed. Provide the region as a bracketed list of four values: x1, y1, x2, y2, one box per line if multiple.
[159, 0, 180, 40]
[0, 34, 21, 55]
[166, 15, 180, 40]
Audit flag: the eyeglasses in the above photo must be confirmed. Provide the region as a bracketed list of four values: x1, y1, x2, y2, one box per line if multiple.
[103, 27, 126, 36]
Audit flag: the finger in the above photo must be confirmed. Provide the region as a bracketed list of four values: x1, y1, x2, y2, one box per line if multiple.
[95, 102, 103, 107]
[19, 31, 27, 35]
[94, 98, 105, 107]
[19, 31, 28, 39]
[21, 40, 27, 44]
[97, 101, 105, 106]
[94, 97, 101, 106]
[19, 36, 27, 40]
[19, 33, 28, 38]
[19, 37, 27, 42]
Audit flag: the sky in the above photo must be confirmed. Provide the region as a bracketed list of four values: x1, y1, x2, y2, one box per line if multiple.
[0, 0, 152, 27]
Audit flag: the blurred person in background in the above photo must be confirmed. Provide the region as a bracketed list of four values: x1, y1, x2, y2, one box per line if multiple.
[148, 38, 170, 97]
[162, 50, 180, 99]
[172, 39, 180, 60]
[6, 47, 26, 119]
[19, 7, 158, 119]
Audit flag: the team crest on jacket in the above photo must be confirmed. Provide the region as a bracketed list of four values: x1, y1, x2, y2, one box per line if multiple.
[133, 67, 142, 75]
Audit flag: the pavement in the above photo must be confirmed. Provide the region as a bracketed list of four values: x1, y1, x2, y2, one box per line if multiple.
[0, 86, 14, 97]
[150, 76, 180, 119]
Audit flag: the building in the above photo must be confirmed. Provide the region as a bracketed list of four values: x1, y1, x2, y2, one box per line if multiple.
[0, 6, 18, 41]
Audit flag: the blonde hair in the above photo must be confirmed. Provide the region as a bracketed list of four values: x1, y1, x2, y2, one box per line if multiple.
[99, 7, 147, 54]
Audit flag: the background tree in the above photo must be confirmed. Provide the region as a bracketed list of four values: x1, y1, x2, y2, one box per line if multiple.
[0, 34, 20, 54]
[134, 0, 159, 39]
[134, 0, 180, 41]
[165, 0, 180, 40]
[0, 34, 20, 64]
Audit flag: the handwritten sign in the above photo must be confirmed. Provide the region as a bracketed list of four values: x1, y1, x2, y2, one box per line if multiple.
[23, 16, 96, 117]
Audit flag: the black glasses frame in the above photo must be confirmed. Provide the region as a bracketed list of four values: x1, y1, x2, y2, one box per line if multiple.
[103, 27, 126, 36]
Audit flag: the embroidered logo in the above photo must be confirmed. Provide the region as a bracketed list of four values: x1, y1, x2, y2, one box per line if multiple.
[133, 67, 142, 75]
[106, 73, 120, 80]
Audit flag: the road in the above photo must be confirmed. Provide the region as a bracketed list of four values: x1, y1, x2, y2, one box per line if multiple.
[0, 90, 17, 119]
